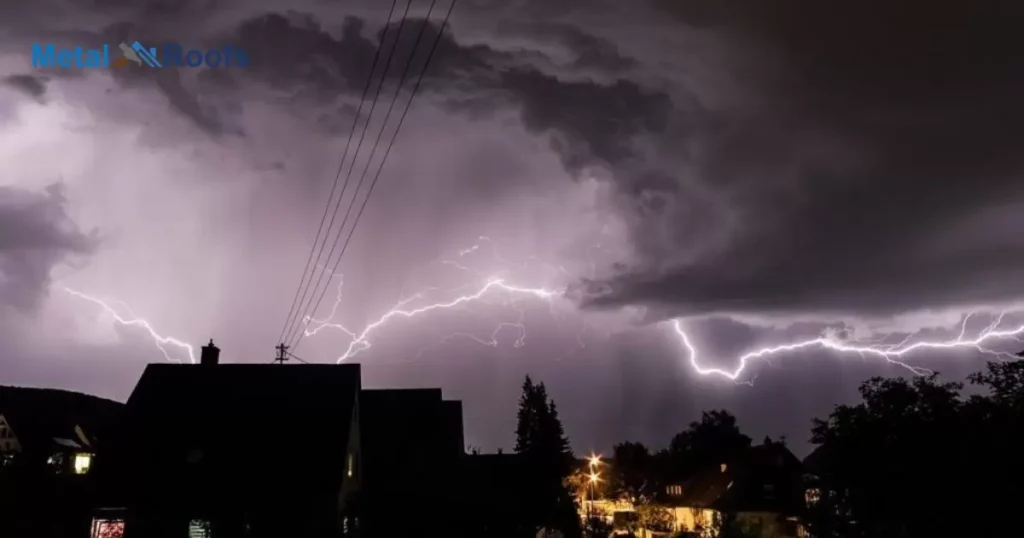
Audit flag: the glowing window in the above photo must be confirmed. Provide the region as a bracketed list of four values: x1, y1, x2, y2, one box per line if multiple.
[90, 518, 125, 538]
[189, 519, 211, 538]
[346, 453, 355, 478]
[74, 453, 92, 474]
[805, 488, 821, 505]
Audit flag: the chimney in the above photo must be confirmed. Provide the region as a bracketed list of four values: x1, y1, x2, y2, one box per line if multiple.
[200, 339, 220, 366]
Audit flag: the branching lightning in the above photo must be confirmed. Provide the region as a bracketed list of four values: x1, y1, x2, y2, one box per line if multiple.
[299, 238, 1024, 381]
[61, 237, 1024, 383]
[303, 275, 565, 362]
[61, 287, 196, 364]
[671, 312, 1024, 382]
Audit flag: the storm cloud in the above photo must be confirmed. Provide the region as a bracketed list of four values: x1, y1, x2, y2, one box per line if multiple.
[572, 0, 1024, 319]
[3, 74, 47, 99]
[0, 184, 97, 311]
[207, 0, 1024, 320]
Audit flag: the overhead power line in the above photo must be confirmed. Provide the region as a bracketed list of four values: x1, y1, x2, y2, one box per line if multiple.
[286, 0, 443, 349]
[277, 0, 406, 345]
[287, 0, 457, 353]
[281, 0, 419, 347]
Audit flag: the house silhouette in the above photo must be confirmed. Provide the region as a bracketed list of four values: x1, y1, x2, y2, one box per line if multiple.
[94, 340, 468, 538]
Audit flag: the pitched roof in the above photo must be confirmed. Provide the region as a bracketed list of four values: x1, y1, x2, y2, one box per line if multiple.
[802, 444, 827, 475]
[0, 385, 124, 454]
[122, 363, 360, 486]
[668, 442, 804, 514]
[745, 441, 802, 471]
[675, 467, 734, 507]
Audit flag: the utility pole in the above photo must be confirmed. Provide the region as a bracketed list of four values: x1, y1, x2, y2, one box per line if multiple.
[274, 343, 290, 364]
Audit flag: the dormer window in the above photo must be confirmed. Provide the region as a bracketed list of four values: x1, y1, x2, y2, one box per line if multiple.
[666, 485, 683, 495]
[720, 463, 727, 473]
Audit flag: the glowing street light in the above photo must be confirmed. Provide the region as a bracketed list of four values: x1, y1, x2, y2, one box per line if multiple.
[589, 472, 600, 484]
[588, 454, 602, 469]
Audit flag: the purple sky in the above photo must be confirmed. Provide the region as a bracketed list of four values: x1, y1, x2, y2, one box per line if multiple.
[2, 0, 1024, 457]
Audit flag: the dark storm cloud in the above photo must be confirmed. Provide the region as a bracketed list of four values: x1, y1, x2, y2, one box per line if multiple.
[12, 0, 1022, 320]
[0, 184, 97, 311]
[577, 0, 1024, 318]
[519, 22, 636, 72]
[225, 10, 672, 174]
[3, 75, 47, 99]
[229, 13, 502, 101]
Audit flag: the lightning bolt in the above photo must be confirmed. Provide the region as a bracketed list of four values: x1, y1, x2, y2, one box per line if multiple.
[61, 287, 196, 364]
[302, 239, 1024, 383]
[670, 311, 1024, 382]
[304, 277, 565, 362]
[60, 239, 1024, 383]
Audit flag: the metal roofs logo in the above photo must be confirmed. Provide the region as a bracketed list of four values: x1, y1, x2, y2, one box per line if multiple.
[31, 41, 249, 69]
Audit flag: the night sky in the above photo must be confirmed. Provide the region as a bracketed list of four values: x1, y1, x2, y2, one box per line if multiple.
[2, 0, 1024, 457]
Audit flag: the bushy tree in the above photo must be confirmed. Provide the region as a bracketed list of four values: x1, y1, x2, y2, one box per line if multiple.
[692, 510, 758, 538]
[607, 441, 656, 504]
[806, 359, 1024, 538]
[636, 504, 674, 533]
[667, 410, 752, 480]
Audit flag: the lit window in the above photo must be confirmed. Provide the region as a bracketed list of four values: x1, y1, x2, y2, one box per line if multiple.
[189, 519, 211, 538]
[74, 453, 92, 474]
[90, 518, 125, 538]
[805, 488, 821, 506]
[720, 463, 727, 473]
[346, 453, 355, 478]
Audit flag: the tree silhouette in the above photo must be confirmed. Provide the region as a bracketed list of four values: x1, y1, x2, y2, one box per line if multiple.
[667, 410, 752, 480]
[608, 441, 656, 504]
[806, 358, 1024, 538]
[514, 376, 580, 538]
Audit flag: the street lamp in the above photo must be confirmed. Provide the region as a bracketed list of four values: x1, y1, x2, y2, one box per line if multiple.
[585, 471, 601, 537]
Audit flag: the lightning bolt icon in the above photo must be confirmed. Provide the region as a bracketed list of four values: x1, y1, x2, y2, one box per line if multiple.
[61, 287, 196, 364]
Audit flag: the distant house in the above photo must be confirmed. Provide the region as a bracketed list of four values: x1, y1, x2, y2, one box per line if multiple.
[0, 386, 123, 475]
[580, 441, 806, 538]
[95, 341, 362, 538]
[0, 385, 124, 538]
[660, 441, 805, 538]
